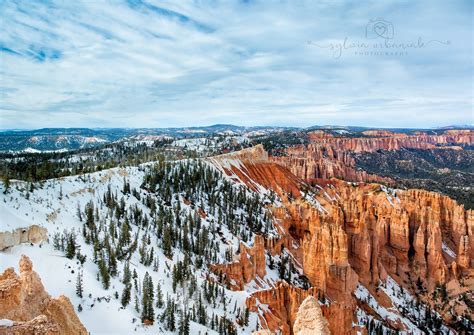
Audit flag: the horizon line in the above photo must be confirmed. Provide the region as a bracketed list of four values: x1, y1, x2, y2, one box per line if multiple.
[1, 123, 473, 132]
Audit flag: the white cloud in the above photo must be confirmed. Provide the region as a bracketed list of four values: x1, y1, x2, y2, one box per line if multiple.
[0, 0, 472, 128]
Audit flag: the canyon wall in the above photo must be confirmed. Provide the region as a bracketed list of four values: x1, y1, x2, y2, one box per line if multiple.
[209, 143, 473, 334]
[275, 129, 474, 184]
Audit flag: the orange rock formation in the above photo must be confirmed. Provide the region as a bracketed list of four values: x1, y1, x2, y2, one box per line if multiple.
[0, 255, 87, 335]
[209, 143, 473, 334]
[209, 235, 267, 290]
[275, 129, 474, 184]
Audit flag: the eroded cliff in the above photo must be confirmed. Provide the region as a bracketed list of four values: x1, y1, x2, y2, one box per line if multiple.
[209, 144, 473, 334]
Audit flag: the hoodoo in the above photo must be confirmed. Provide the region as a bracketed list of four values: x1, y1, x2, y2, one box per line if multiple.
[0, 255, 88, 335]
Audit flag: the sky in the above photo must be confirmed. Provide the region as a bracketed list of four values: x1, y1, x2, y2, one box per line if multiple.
[0, 0, 472, 129]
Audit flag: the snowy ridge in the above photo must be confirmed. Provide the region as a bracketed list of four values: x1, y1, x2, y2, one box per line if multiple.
[0, 159, 274, 334]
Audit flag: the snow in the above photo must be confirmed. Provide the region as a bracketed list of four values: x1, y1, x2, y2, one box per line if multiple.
[0, 319, 14, 327]
[380, 185, 400, 207]
[354, 283, 419, 333]
[441, 242, 456, 258]
[0, 162, 264, 334]
[355, 276, 454, 335]
[23, 147, 41, 153]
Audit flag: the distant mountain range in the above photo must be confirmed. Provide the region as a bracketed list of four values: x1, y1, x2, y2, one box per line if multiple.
[0, 124, 472, 152]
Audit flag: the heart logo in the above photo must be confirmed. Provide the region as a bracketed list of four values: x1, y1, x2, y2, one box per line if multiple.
[374, 23, 387, 37]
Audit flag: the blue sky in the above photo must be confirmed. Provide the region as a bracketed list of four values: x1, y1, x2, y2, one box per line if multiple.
[0, 0, 472, 129]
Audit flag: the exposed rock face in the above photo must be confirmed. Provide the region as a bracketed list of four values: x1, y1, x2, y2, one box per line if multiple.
[246, 282, 352, 335]
[208, 145, 473, 334]
[293, 296, 330, 335]
[210, 144, 302, 197]
[361, 130, 399, 137]
[274, 144, 394, 185]
[0, 255, 87, 335]
[275, 130, 474, 184]
[318, 180, 473, 291]
[0, 225, 48, 250]
[1, 315, 59, 335]
[209, 235, 266, 289]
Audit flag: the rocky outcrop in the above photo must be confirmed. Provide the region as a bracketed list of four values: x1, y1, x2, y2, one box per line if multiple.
[0, 255, 87, 335]
[319, 181, 473, 291]
[274, 145, 394, 185]
[274, 130, 474, 184]
[246, 282, 352, 335]
[209, 235, 266, 289]
[210, 144, 302, 197]
[0, 315, 59, 334]
[309, 130, 473, 153]
[0, 225, 48, 250]
[293, 296, 330, 335]
[361, 130, 399, 137]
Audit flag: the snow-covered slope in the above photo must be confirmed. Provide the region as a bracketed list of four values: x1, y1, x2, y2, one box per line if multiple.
[0, 160, 273, 334]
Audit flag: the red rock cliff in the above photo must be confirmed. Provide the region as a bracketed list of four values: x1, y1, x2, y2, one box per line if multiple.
[208, 145, 473, 334]
[274, 130, 474, 184]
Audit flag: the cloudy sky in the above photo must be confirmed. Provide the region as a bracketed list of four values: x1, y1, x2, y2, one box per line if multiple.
[0, 0, 472, 129]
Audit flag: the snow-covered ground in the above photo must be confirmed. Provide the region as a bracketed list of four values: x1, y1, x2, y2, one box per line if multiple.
[0, 161, 264, 334]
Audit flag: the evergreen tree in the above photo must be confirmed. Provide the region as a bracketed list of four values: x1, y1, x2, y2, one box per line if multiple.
[163, 225, 173, 258]
[141, 272, 155, 324]
[121, 285, 131, 308]
[76, 270, 83, 298]
[122, 262, 131, 284]
[244, 307, 250, 327]
[3, 176, 10, 194]
[65, 233, 76, 259]
[98, 254, 110, 289]
[179, 311, 190, 335]
[165, 298, 176, 331]
[76, 203, 83, 222]
[156, 282, 164, 308]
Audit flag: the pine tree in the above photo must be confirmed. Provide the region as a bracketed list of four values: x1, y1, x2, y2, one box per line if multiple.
[3, 177, 10, 194]
[98, 254, 110, 289]
[121, 284, 131, 308]
[183, 312, 190, 335]
[165, 298, 176, 331]
[156, 283, 164, 308]
[76, 270, 83, 298]
[179, 311, 190, 335]
[141, 272, 154, 324]
[123, 262, 131, 284]
[244, 307, 250, 326]
[85, 201, 95, 230]
[76, 203, 82, 222]
[163, 225, 173, 258]
[197, 294, 207, 325]
[65, 233, 76, 259]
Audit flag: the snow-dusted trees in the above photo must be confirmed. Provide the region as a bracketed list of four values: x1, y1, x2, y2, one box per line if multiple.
[76, 270, 83, 298]
[65, 232, 77, 259]
[141, 272, 155, 324]
[98, 253, 110, 289]
[156, 282, 164, 308]
[121, 262, 132, 308]
[178, 310, 190, 335]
